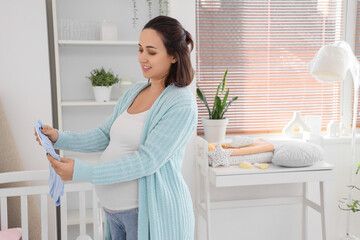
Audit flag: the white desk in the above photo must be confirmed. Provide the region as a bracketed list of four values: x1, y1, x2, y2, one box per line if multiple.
[195, 136, 334, 240]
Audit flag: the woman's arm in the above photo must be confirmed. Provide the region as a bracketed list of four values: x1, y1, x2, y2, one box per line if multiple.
[53, 98, 124, 153]
[72, 104, 197, 184]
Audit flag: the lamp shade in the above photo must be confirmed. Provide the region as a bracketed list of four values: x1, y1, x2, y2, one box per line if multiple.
[310, 42, 350, 83]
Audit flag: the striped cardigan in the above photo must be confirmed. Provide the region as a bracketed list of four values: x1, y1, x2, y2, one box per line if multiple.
[54, 81, 197, 240]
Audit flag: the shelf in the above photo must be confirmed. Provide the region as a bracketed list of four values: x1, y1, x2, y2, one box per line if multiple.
[58, 40, 138, 46]
[63, 153, 100, 164]
[61, 100, 117, 106]
[67, 208, 104, 226]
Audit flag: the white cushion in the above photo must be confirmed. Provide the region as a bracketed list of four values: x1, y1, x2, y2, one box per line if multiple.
[272, 141, 324, 167]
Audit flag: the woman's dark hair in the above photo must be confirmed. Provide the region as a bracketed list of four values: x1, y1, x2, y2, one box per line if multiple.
[143, 16, 194, 87]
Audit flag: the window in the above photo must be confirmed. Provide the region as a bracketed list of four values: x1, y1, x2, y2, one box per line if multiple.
[355, 0, 360, 126]
[196, 0, 343, 134]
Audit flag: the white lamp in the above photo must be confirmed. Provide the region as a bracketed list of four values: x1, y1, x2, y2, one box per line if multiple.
[310, 41, 360, 240]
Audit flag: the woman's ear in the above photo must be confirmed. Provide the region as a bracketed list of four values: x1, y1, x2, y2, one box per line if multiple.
[171, 56, 177, 64]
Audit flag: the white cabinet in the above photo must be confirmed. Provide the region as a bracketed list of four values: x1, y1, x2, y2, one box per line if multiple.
[49, 0, 165, 232]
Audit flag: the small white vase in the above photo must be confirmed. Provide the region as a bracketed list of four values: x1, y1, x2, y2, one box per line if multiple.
[202, 117, 229, 143]
[327, 120, 339, 138]
[93, 86, 112, 102]
[100, 20, 118, 41]
[282, 111, 311, 138]
[119, 77, 133, 95]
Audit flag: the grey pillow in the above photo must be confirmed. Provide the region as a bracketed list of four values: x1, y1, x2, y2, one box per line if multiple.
[272, 141, 324, 167]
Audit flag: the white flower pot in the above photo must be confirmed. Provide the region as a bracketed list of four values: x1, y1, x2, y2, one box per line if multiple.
[119, 78, 133, 95]
[93, 86, 112, 102]
[202, 117, 229, 143]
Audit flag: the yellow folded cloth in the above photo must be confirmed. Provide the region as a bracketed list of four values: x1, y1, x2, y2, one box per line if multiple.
[254, 163, 269, 170]
[208, 138, 274, 156]
[239, 161, 253, 169]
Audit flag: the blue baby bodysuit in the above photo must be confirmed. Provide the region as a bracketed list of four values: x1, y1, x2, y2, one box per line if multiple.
[35, 120, 64, 206]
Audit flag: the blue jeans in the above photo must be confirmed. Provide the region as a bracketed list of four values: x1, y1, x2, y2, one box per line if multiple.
[104, 207, 138, 240]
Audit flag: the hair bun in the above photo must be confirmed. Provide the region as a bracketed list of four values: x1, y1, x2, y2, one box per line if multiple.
[184, 30, 194, 51]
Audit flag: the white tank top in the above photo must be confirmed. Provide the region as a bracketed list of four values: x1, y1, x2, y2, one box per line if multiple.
[94, 108, 149, 211]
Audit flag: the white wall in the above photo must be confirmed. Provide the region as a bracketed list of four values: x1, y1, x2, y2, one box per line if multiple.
[0, 0, 56, 238]
[0, 0, 53, 171]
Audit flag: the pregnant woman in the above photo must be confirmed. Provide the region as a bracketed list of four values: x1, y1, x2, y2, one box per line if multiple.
[35, 15, 197, 240]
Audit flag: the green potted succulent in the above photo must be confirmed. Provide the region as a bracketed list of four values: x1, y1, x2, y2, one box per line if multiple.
[87, 67, 119, 102]
[339, 163, 360, 212]
[196, 69, 238, 143]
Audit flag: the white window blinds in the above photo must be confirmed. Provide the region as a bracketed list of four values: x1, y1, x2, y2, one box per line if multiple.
[355, 0, 360, 126]
[196, 0, 343, 134]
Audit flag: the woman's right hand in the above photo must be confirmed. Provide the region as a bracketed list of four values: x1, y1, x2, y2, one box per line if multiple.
[34, 125, 59, 146]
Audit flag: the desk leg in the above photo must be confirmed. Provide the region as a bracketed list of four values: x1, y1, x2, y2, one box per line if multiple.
[195, 162, 212, 240]
[302, 182, 308, 240]
[320, 181, 327, 240]
[203, 171, 212, 240]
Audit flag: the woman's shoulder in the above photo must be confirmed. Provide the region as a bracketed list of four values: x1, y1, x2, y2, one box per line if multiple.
[165, 84, 197, 109]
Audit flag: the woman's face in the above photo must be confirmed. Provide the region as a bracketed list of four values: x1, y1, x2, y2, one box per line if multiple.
[138, 29, 176, 84]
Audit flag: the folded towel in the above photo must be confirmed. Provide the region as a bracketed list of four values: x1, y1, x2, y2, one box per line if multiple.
[208, 138, 274, 156]
[35, 120, 64, 206]
[229, 151, 274, 165]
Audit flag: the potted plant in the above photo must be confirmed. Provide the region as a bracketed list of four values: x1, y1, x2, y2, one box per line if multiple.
[339, 164, 360, 211]
[87, 67, 119, 102]
[339, 163, 360, 240]
[196, 69, 238, 143]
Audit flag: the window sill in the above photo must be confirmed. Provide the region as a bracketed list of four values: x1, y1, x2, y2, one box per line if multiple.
[198, 132, 360, 146]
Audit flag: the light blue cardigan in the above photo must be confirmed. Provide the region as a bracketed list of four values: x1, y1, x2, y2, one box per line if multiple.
[54, 81, 197, 240]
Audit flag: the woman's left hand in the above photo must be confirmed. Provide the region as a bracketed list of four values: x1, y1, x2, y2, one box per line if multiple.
[46, 154, 74, 181]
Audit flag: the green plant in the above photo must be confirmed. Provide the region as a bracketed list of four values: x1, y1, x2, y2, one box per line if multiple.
[146, 0, 152, 20]
[196, 69, 238, 119]
[87, 67, 119, 87]
[339, 163, 360, 213]
[132, 0, 139, 28]
[132, 0, 168, 28]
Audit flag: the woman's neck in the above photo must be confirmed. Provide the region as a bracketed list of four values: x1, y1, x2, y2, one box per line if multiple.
[148, 79, 166, 93]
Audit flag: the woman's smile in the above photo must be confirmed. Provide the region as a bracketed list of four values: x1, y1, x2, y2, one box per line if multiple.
[142, 65, 152, 72]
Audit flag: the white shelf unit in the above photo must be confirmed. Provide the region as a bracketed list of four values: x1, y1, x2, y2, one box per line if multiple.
[50, 0, 148, 157]
[50, 0, 162, 231]
[64, 153, 102, 165]
[61, 100, 117, 107]
[58, 40, 138, 46]
[67, 208, 105, 226]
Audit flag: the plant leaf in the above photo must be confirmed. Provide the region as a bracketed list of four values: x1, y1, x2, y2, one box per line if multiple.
[221, 89, 229, 109]
[213, 96, 222, 119]
[196, 88, 212, 118]
[88, 67, 119, 86]
[221, 96, 238, 118]
[215, 81, 221, 98]
[221, 69, 228, 94]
